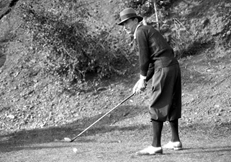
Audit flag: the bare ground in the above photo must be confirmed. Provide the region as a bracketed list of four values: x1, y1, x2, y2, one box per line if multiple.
[1, 52, 231, 162]
[1, 0, 231, 161]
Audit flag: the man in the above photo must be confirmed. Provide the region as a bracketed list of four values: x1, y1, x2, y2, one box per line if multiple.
[118, 8, 183, 155]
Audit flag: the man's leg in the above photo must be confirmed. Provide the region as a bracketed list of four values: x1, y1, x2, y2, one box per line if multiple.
[169, 119, 180, 142]
[151, 119, 163, 147]
[163, 119, 182, 150]
[136, 119, 163, 155]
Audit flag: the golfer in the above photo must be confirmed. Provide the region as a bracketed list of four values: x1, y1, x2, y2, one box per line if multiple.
[118, 8, 183, 155]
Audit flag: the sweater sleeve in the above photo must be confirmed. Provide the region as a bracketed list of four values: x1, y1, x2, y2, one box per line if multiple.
[136, 28, 150, 76]
[145, 63, 154, 82]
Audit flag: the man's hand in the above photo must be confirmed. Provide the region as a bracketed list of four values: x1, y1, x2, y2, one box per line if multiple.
[133, 75, 147, 94]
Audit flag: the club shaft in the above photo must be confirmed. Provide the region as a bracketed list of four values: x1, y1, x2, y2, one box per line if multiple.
[71, 93, 135, 141]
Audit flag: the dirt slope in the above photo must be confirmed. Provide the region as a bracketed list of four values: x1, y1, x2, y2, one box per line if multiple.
[0, 0, 231, 161]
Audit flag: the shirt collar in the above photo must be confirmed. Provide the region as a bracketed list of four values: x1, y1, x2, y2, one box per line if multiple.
[133, 23, 142, 40]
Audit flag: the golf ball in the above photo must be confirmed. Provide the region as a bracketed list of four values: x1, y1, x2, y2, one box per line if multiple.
[73, 148, 78, 153]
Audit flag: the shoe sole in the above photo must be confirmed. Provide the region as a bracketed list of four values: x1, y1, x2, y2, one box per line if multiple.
[136, 150, 163, 156]
[163, 146, 183, 150]
[173, 147, 183, 151]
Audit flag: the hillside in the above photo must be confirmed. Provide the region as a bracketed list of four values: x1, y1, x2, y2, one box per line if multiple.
[0, 0, 231, 161]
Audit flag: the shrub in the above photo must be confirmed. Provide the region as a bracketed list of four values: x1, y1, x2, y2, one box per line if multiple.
[18, 0, 129, 88]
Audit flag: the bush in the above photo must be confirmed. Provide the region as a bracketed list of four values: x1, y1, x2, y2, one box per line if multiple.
[18, 0, 129, 88]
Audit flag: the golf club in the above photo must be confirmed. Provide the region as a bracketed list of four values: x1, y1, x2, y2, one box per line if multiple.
[63, 93, 135, 142]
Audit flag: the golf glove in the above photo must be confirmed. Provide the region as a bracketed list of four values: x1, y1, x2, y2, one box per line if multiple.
[133, 75, 147, 94]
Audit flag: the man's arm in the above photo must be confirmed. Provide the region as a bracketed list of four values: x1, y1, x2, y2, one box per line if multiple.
[145, 63, 154, 82]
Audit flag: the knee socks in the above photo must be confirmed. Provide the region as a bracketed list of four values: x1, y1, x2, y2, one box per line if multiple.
[151, 119, 163, 147]
[151, 119, 180, 147]
[169, 119, 180, 142]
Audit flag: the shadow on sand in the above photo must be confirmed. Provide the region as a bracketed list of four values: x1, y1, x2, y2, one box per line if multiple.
[0, 105, 149, 152]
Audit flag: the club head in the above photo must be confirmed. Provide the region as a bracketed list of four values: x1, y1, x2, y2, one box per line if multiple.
[63, 137, 72, 142]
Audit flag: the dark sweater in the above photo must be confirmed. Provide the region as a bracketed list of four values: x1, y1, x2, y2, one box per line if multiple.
[135, 25, 178, 81]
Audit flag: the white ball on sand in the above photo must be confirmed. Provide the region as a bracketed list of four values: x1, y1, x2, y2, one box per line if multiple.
[73, 147, 78, 153]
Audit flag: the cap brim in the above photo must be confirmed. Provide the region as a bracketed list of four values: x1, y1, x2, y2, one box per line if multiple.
[118, 16, 143, 26]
